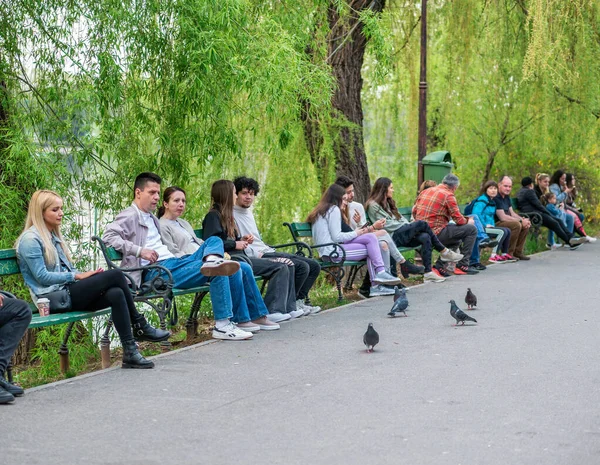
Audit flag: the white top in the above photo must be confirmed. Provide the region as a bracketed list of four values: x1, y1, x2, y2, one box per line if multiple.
[233, 205, 274, 258]
[140, 211, 174, 265]
[347, 201, 367, 230]
[311, 206, 357, 257]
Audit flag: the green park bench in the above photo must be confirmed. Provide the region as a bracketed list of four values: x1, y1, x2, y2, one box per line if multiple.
[0, 248, 113, 382]
[94, 228, 306, 343]
[283, 208, 420, 301]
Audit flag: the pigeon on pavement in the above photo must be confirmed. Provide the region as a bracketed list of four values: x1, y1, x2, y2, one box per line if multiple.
[449, 300, 477, 326]
[388, 286, 408, 317]
[465, 288, 477, 309]
[363, 323, 379, 352]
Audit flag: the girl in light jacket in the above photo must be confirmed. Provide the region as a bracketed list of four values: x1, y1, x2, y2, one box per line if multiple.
[307, 184, 401, 290]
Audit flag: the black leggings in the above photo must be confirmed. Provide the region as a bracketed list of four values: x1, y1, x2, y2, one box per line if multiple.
[65, 269, 138, 342]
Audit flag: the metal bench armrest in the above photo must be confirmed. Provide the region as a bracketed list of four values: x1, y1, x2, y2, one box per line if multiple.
[310, 242, 347, 263]
[269, 241, 314, 258]
[92, 236, 174, 296]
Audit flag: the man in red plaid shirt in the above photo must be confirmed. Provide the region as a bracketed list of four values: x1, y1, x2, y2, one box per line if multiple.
[414, 174, 479, 275]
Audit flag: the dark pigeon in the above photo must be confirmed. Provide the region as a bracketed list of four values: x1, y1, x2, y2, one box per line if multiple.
[388, 286, 408, 317]
[465, 288, 477, 309]
[449, 300, 477, 326]
[363, 323, 379, 352]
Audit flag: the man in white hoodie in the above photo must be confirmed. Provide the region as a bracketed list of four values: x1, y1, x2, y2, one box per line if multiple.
[233, 177, 322, 315]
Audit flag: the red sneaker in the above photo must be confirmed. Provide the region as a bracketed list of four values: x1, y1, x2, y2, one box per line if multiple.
[501, 254, 518, 263]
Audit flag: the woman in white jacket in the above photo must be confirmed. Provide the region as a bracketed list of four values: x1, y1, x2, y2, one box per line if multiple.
[306, 184, 401, 291]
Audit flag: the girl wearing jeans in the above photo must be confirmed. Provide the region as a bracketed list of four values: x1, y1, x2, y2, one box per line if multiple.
[16, 190, 169, 369]
[307, 184, 401, 295]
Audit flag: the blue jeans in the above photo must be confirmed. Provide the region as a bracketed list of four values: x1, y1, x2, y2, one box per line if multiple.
[146, 236, 237, 321]
[468, 215, 490, 242]
[469, 236, 482, 265]
[229, 262, 268, 323]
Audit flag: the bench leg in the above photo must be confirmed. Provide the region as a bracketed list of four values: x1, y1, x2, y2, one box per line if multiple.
[159, 297, 172, 352]
[324, 267, 345, 302]
[186, 292, 207, 342]
[59, 322, 76, 374]
[100, 318, 114, 369]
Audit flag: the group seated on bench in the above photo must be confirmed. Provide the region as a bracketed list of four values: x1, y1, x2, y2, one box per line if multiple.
[2, 168, 595, 403]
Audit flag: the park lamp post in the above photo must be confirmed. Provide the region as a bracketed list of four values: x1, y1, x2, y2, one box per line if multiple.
[417, 0, 427, 190]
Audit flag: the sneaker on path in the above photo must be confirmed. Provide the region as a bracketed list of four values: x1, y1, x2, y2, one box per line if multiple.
[266, 312, 291, 323]
[236, 321, 261, 332]
[569, 236, 586, 246]
[433, 265, 451, 278]
[212, 322, 253, 340]
[252, 317, 280, 331]
[289, 309, 304, 319]
[369, 284, 396, 297]
[424, 271, 445, 283]
[454, 264, 479, 275]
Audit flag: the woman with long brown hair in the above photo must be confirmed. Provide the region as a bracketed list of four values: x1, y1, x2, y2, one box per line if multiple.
[307, 184, 401, 295]
[366, 177, 462, 282]
[17, 190, 169, 369]
[202, 180, 284, 331]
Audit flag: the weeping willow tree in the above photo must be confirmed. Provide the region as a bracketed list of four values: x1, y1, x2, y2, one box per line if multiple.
[363, 0, 600, 214]
[0, 0, 335, 249]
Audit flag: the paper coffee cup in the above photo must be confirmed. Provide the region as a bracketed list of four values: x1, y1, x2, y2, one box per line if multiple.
[36, 298, 50, 317]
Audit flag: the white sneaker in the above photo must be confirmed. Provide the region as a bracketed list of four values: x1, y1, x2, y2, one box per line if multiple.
[424, 271, 445, 283]
[306, 304, 322, 314]
[369, 284, 395, 297]
[440, 249, 464, 262]
[212, 322, 253, 340]
[586, 236, 597, 243]
[296, 300, 311, 316]
[236, 321, 261, 332]
[289, 309, 304, 319]
[266, 312, 291, 323]
[372, 270, 402, 285]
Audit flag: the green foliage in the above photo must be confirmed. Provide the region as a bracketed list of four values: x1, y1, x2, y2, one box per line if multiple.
[363, 0, 600, 214]
[15, 320, 102, 388]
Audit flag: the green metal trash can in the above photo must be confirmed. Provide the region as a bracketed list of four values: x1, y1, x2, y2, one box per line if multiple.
[421, 151, 453, 184]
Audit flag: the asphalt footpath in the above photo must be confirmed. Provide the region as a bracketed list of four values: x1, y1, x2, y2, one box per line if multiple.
[3, 245, 600, 465]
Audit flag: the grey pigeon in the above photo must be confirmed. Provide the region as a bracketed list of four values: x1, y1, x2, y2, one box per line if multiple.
[363, 323, 379, 352]
[465, 288, 477, 309]
[449, 300, 477, 326]
[388, 286, 408, 317]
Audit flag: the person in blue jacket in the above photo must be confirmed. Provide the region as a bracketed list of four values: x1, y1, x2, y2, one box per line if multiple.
[471, 181, 515, 263]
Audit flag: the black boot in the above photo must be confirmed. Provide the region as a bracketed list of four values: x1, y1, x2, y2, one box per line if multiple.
[0, 375, 24, 397]
[132, 315, 171, 343]
[122, 340, 155, 369]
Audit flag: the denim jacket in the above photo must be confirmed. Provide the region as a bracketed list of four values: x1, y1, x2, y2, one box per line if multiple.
[546, 203, 567, 223]
[17, 226, 77, 298]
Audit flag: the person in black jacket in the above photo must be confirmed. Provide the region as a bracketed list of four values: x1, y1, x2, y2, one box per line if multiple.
[203, 180, 303, 328]
[516, 177, 586, 250]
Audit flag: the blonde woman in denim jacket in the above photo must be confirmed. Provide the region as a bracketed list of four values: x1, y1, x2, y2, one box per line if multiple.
[16, 190, 169, 369]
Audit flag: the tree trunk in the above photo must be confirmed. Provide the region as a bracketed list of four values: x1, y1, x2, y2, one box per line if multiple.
[302, 1, 385, 203]
[328, 0, 385, 203]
